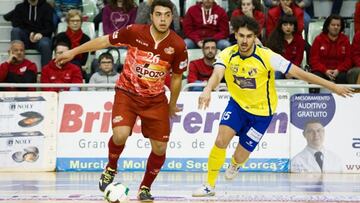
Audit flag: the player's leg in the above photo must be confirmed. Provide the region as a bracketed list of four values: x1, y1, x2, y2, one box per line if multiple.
[99, 90, 137, 192]
[225, 111, 274, 180]
[136, 93, 169, 201]
[193, 98, 243, 197]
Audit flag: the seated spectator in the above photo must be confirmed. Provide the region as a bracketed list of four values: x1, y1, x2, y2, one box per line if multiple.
[231, 0, 265, 33]
[0, 40, 37, 91]
[54, 0, 82, 24]
[9, 0, 54, 68]
[136, 0, 181, 34]
[40, 42, 83, 92]
[53, 9, 91, 68]
[102, 0, 137, 35]
[267, 15, 305, 79]
[182, 0, 230, 50]
[266, 0, 304, 38]
[88, 52, 120, 91]
[349, 31, 360, 84]
[355, 1, 360, 33]
[187, 38, 217, 91]
[93, 0, 109, 31]
[309, 14, 358, 92]
[230, 0, 265, 43]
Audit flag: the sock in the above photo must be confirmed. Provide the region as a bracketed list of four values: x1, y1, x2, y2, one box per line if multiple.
[106, 136, 124, 170]
[207, 145, 226, 188]
[140, 151, 166, 189]
[231, 156, 248, 167]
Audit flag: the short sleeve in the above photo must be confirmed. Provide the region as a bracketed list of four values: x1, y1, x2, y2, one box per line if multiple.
[171, 44, 188, 74]
[108, 25, 134, 46]
[213, 48, 231, 69]
[269, 52, 292, 74]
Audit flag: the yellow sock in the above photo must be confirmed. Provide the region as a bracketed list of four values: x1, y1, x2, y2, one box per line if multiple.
[207, 145, 226, 188]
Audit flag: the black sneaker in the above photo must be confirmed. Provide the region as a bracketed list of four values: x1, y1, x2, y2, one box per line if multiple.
[98, 167, 116, 192]
[137, 186, 154, 202]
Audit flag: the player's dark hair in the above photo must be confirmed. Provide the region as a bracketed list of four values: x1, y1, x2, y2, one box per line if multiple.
[151, 0, 174, 14]
[231, 15, 260, 36]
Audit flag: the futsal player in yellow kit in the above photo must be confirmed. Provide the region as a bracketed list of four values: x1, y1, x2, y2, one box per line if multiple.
[192, 15, 354, 197]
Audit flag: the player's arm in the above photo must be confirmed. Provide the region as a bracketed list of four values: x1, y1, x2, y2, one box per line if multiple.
[55, 35, 111, 65]
[288, 64, 354, 97]
[169, 73, 183, 117]
[198, 65, 225, 110]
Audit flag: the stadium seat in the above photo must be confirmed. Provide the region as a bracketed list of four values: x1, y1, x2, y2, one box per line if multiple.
[57, 22, 96, 39]
[82, 0, 98, 22]
[307, 20, 324, 45]
[95, 48, 127, 64]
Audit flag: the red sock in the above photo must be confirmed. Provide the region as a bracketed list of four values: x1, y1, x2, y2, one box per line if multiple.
[106, 136, 124, 170]
[140, 151, 166, 189]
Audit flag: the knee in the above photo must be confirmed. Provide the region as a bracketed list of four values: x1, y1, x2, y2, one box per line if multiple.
[38, 38, 51, 49]
[184, 38, 196, 49]
[214, 136, 228, 148]
[152, 142, 167, 155]
[216, 40, 231, 50]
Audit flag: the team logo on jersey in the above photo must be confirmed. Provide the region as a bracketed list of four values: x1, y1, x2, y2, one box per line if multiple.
[248, 68, 258, 76]
[179, 59, 188, 70]
[134, 63, 166, 80]
[230, 64, 238, 73]
[164, 46, 175, 55]
[112, 116, 123, 123]
[136, 39, 149, 47]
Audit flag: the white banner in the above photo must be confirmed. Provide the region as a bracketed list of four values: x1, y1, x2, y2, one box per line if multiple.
[0, 92, 57, 171]
[57, 91, 290, 172]
[290, 93, 360, 173]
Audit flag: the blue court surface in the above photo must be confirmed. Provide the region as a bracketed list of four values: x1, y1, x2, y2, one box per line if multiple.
[1, 172, 360, 202]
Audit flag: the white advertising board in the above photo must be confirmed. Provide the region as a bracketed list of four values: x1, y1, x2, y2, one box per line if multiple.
[0, 92, 57, 171]
[290, 93, 360, 173]
[57, 91, 290, 172]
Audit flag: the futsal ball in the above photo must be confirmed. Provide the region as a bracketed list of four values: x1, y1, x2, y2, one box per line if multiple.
[104, 182, 130, 203]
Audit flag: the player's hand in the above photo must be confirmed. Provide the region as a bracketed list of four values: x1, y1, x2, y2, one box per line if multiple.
[198, 88, 211, 110]
[169, 103, 181, 117]
[55, 50, 75, 66]
[331, 85, 354, 98]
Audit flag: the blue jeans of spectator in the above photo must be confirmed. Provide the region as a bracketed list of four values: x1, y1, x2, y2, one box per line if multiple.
[304, 11, 311, 41]
[188, 80, 205, 91]
[184, 38, 231, 50]
[11, 27, 52, 68]
[331, 0, 343, 14]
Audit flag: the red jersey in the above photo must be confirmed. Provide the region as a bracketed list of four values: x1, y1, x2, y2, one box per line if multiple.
[231, 9, 265, 33]
[352, 31, 360, 67]
[187, 58, 213, 83]
[109, 24, 188, 97]
[40, 60, 83, 92]
[310, 32, 351, 73]
[283, 33, 305, 66]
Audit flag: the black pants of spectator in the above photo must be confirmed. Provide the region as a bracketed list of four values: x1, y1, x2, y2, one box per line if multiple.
[331, 0, 343, 14]
[11, 27, 52, 69]
[310, 71, 347, 93]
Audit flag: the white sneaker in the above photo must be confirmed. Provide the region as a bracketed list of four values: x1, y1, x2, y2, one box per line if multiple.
[192, 184, 215, 197]
[225, 162, 240, 180]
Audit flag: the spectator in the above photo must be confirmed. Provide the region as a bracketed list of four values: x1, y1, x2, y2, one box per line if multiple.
[102, 0, 137, 35]
[10, 0, 54, 68]
[354, 1, 360, 33]
[40, 42, 83, 92]
[263, 0, 279, 8]
[349, 31, 360, 84]
[182, 0, 230, 50]
[0, 40, 37, 91]
[267, 15, 305, 79]
[54, 0, 82, 23]
[93, 0, 109, 31]
[136, 0, 181, 34]
[309, 15, 351, 85]
[88, 52, 119, 91]
[53, 9, 91, 68]
[231, 0, 265, 32]
[291, 120, 343, 173]
[187, 38, 217, 91]
[266, 0, 304, 38]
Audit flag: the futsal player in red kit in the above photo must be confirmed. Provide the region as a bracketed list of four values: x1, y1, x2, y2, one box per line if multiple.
[55, 0, 188, 201]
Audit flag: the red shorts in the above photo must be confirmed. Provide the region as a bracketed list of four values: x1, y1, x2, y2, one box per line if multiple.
[112, 89, 170, 142]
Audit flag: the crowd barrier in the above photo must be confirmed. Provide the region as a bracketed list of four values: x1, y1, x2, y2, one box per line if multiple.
[0, 83, 359, 173]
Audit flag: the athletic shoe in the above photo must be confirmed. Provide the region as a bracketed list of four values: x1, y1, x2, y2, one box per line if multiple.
[192, 184, 215, 197]
[225, 162, 241, 180]
[137, 185, 154, 202]
[99, 167, 116, 192]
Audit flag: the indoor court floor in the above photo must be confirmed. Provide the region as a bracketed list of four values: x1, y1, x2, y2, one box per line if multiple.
[1, 171, 360, 203]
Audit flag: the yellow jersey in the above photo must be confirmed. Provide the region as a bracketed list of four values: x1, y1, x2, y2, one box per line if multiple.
[214, 44, 291, 116]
